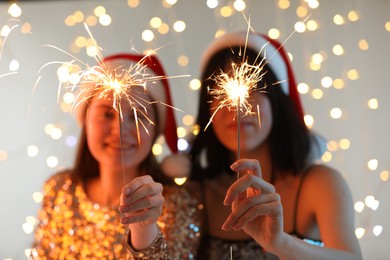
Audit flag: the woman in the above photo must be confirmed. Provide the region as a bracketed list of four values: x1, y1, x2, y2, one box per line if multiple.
[31, 53, 179, 259]
[186, 32, 362, 259]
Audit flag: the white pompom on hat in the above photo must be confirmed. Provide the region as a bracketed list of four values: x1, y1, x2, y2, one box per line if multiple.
[76, 53, 179, 154]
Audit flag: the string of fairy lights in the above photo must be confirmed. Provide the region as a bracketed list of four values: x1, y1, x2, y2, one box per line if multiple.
[1, 0, 389, 258]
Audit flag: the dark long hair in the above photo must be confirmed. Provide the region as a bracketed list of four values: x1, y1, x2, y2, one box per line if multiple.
[71, 100, 173, 185]
[189, 47, 311, 181]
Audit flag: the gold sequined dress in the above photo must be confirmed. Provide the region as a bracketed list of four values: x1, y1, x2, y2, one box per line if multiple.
[31, 171, 202, 259]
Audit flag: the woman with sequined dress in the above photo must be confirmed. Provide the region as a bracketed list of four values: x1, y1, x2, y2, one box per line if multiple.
[182, 32, 363, 259]
[31, 53, 181, 259]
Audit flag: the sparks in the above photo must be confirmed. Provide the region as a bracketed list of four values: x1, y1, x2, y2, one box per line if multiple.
[205, 47, 267, 130]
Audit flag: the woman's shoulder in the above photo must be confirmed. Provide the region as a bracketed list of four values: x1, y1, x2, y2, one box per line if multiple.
[303, 164, 346, 188]
[301, 164, 352, 206]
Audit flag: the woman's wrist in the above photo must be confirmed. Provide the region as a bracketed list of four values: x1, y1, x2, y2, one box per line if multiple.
[128, 223, 159, 251]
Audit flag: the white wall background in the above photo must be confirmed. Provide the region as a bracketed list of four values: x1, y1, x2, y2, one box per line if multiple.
[0, 0, 389, 259]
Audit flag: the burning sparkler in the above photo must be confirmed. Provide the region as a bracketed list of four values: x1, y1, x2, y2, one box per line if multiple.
[37, 23, 185, 181]
[205, 30, 268, 179]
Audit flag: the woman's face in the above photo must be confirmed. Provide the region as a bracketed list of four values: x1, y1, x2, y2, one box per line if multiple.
[85, 90, 157, 172]
[210, 91, 273, 153]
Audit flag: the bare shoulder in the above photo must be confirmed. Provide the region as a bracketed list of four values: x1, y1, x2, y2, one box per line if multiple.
[303, 164, 349, 193]
[301, 164, 353, 211]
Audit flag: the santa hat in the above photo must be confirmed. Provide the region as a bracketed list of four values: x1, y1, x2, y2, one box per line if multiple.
[200, 31, 305, 121]
[76, 53, 178, 154]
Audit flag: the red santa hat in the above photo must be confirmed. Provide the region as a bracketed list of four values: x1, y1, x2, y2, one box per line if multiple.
[199, 31, 305, 121]
[76, 53, 178, 154]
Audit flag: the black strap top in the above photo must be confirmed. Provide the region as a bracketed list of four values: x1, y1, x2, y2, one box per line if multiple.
[198, 170, 323, 259]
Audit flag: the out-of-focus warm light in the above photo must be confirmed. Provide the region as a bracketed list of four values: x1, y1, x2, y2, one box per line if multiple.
[358, 39, 369, 50]
[373, 225, 383, 237]
[368, 98, 378, 109]
[0, 25, 10, 37]
[192, 124, 200, 136]
[189, 79, 201, 90]
[327, 141, 338, 152]
[321, 76, 333, 88]
[165, 0, 178, 5]
[355, 227, 365, 239]
[142, 30, 154, 42]
[354, 201, 365, 213]
[386, 21, 390, 32]
[178, 138, 189, 151]
[99, 14, 112, 26]
[306, 20, 318, 31]
[94, 6, 106, 17]
[44, 124, 55, 135]
[207, 0, 219, 9]
[27, 145, 39, 157]
[307, 0, 319, 9]
[311, 53, 323, 64]
[86, 15, 98, 26]
[296, 6, 307, 17]
[177, 127, 187, 138]
[339, 138, 350, 150]
[152, 143, 163, 156]
[50, 128, 62, 140]
[220, 6, 233, 17]
[63, 92, 75, 104]
[182, 115, 194, 126]
[73, 11, 84, 23]
[333, 44, 344, 55]
[9, 59, 19, 71]
[268, 28, 280, 39]
[333, 14, 345, 25]
[380, 170, 389, 182]
[174, 177, 187, 185]
[158, 23, 169, 34]
[304, 114, 314, 128]
[215, 29, 225, 38]
[309, 61, 321, 71]
[128, 0, 139, 8]
[321, 151, 332, 162]
[330, 107, 342, 119]
[348, 10, 359, 22]
[33, 192, 43, 203]
[347, 69, 359, 80]
[178, 55, 189, 66]
[278, 0, 290, 9]
[150, 17, 162, 28]
[233, 0, 246, 11]
[294, 21, 306, 33]
[86, 45, 98, 57]
[46, 156, 59, 168]
[65, 15, 76, 27]
[8, 3, 22, 18]
[311, 88, 323, 99]
[21, 22, 32, 34]
[0, 150, 8, 161]
[173, 21, 186, 32]
[297, 83, 309, 94]
[22, 223, 34, 234]
[367, 159, 378, 171]
[333, 78, 345, 89]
